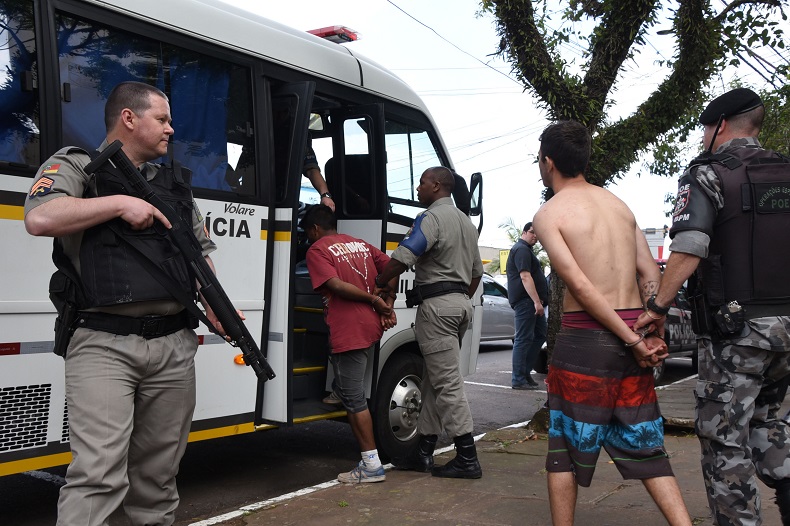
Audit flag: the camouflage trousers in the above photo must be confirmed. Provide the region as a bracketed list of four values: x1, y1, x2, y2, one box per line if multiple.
[695, 316, 790, 526]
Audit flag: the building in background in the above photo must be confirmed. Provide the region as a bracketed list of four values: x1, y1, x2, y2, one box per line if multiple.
[643, 226, 669, 263]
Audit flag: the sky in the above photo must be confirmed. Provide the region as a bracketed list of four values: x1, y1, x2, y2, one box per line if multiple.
[219, 0, 783, 249]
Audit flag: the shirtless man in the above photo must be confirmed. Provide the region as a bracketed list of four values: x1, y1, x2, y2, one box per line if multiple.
[532, 120, 691, 526]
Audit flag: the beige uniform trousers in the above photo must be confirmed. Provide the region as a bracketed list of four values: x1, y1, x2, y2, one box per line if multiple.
[57, 326, 198, 526]
[414, 292, 474, 438]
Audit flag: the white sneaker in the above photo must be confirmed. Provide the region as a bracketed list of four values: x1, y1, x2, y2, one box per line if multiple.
[337, 461, 386, 484]
[322, 391, 342, 405]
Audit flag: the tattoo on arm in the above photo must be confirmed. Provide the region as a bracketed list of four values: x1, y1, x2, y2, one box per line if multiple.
[640, 280, 659, 304]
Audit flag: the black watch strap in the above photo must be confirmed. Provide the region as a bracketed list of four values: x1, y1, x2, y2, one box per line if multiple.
[646, 295, 670, 316]
[375, 275, 384, 288]
[320, 192, 332, 199]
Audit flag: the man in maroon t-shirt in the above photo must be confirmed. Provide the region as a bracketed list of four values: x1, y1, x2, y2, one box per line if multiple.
[301, 205, 397, 484]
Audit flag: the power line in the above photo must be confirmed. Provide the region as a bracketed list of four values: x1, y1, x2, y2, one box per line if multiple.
[385, 0, 524, 89]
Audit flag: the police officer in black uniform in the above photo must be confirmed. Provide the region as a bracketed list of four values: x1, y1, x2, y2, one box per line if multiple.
[634, 88, 790, 526]
[25, 81, 220, 526]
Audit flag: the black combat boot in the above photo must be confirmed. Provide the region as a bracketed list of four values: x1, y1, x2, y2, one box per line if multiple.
[775, 478, 790, 526]
[431, 433, 482, 479]
[393, 434, 437, 472]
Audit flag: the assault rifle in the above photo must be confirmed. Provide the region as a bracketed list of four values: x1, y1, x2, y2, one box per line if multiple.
[84, 140, 276, 382]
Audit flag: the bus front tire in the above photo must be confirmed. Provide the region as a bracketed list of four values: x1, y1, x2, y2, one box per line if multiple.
[373, 352, 424, 464]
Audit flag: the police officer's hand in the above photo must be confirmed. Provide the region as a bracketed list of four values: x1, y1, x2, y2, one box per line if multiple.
[633, 311, 665, 339]
[119, 195, 172, 230]
[320, 195, 336, 211]
[373, 285, 390, 297]
[206, 307, 246, 341]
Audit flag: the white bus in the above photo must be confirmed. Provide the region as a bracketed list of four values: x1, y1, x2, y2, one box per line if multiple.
[0, 0, 484, 476]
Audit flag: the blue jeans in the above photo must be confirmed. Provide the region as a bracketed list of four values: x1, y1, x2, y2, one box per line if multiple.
[512, 299, 547, 386]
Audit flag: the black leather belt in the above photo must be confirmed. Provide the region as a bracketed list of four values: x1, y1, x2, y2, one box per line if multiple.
[418, 281, 467, 300]
[76, 311, 193, 339]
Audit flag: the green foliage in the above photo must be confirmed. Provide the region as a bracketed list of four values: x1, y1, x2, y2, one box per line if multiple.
[649, 79, 790, 218]
[760, 83, 790, 154]
[480, 0, 787, 370]
[499, 217, 522, 244]
[480, 0, 787, 185]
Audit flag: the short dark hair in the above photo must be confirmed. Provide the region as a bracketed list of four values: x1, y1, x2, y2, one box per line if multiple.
[426, 166, 456, 193]
[300, 204, 336, 231]
[539, 120, 591, 178]
[523, 222, 532, 233]
[727, 105, 765, 132]
[105, 81, 168, 132]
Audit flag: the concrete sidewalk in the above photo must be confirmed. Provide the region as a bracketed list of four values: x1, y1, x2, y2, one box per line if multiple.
[201, 427, 783, 525]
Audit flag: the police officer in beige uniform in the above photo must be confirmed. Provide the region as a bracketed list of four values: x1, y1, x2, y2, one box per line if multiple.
[25, 81, 221, 526]
[374, 166, 484, 479]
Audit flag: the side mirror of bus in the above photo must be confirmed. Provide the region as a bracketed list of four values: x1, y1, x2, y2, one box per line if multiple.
[469, 172, 483, 234]
[469, 172, 482, 217]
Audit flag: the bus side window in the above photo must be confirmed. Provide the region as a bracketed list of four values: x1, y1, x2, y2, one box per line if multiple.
[325, 154, 373, 216]
[384, 120, 442, 219]
[0, 1, 40, 169]
[54, 11, 256, 196]
[325, 117, 375, 217]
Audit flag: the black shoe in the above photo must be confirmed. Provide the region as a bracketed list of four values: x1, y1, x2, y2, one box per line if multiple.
[431, 433, 482, 479]
[431, 455, 483, 479]
[393, 434, 437, 473]
[526, 374, 539, 387]
[513, 384, 537, 390]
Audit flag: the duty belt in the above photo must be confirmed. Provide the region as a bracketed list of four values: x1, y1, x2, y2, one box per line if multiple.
[76, 310, 194, 339]
[418, 281, 467, 300]
[743, 303, 790, 320]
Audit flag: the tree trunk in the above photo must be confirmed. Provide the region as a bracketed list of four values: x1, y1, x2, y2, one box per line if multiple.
[526, 269, 565, 434]
[546, 269, 566, 368]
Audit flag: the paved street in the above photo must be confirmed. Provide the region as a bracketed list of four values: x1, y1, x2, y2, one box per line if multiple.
[0, 343, 700, 525]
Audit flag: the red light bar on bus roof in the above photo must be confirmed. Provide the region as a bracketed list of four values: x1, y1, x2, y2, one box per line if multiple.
[307, 25, 359, 43]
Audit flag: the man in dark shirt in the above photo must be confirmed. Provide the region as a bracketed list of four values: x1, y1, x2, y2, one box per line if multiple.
[506, 222, 548, 389]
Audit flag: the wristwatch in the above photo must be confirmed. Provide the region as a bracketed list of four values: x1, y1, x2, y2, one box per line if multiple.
[374, 274, 385, 288]
[320, 192, 332, 199]
[646, 295, 670, 316]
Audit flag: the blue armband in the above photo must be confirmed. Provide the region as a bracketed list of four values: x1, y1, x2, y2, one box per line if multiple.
[400, 213, 429, 256]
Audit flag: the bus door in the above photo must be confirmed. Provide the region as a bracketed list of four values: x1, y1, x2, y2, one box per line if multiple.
[257, 81, 315, 425]
[320, 104, 387, 397]
[325, 104, 387, 247]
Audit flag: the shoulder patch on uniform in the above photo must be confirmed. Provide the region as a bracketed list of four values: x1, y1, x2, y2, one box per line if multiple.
[673, 183, 690, 217]
[29, 176, 55, 198]
[42, 163, 61, 175]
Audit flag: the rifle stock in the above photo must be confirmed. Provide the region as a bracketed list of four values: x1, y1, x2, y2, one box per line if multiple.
[84, 140, 276, 381]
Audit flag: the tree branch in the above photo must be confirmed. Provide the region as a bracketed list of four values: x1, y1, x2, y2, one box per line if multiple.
[583, 0, 659, 127]
[589, 0, 719, 185]
[715, 0, 782, 21]
[488, 0, 589, 120]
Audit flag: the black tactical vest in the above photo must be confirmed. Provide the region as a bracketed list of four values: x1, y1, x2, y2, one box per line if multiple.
[77, 153, 196, 308]
[699, 147, 790, 305]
